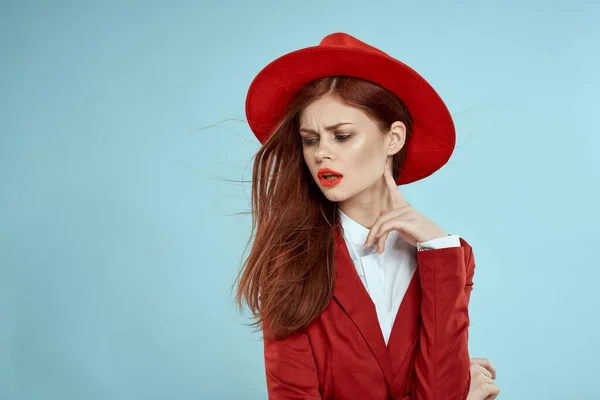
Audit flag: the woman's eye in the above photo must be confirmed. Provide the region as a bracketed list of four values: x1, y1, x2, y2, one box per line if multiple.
[302, 134, 352, 146]
[302, 138, 317, 145]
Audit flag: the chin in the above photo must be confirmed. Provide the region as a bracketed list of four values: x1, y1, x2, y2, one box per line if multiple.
[323, 194, 345, 202]
[320, 188, 351, 203]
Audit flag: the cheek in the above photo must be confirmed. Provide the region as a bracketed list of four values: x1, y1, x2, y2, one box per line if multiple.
[349, 142, 384, 176]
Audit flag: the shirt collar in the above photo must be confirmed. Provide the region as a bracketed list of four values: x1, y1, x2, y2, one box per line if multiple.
[339, 208, 400, 259]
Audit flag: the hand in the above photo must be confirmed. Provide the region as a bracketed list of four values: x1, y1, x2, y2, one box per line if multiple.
[363, 161, 448, 253]
[467, 358, 500, 400]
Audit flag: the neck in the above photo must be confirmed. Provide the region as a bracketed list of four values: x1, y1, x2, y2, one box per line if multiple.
[338, 177, 394, 229]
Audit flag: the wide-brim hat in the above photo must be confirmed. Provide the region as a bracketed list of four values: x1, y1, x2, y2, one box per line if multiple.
[245, 32, 456, 185]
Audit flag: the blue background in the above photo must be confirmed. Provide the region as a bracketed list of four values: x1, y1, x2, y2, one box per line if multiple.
[1, 0, 598, 398]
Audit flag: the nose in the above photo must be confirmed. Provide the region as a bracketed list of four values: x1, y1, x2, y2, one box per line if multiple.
[314, 140, 334, 162]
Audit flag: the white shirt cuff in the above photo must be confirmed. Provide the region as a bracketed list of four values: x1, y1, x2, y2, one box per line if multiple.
[417, 234, 461, 251]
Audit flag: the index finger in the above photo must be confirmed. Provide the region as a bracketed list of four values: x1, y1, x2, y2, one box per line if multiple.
[471, 358, 497, 379]
[383, 160, 409, 209]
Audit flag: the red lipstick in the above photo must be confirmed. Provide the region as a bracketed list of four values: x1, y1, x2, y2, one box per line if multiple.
[317, 168, 343, 187]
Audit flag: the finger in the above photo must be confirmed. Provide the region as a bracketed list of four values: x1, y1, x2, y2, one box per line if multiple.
[383, 160, 409, 209]
[475, 382, 499, 400]
[376, 212, 389, 254]
[471, 358, 496, 379]
[378, 218, 418, 248]
[483, 383, 500, 399]
[377, 215, 415, 241]
[364, 207, 411, 248]
[365, 214, 394, 248]
[471, 364, 492, 379]
[364, 209, 396, 248]
[377, 230, 390, 254]
[374, 208, 392, 253]
[364, 210, 386, 249]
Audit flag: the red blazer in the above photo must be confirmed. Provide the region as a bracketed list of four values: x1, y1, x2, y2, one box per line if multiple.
[263, 230, 476, 399]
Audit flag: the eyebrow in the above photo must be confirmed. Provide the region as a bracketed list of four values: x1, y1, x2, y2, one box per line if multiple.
[299, 122, 353, 135]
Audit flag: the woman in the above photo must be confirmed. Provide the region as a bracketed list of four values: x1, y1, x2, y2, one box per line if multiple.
[235, 32, 500, 399]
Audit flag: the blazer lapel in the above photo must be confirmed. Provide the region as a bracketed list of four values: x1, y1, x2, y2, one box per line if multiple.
[386, 265, 422, 376]
[332, 230, 394, 389]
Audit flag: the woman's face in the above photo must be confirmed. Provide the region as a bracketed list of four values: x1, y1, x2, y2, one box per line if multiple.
[299, 95, 405, 205]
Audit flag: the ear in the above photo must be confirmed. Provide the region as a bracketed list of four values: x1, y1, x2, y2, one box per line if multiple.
[386, 121, 407, 156]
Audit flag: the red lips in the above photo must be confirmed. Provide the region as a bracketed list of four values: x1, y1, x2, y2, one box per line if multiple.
[318, 168, 343, 187]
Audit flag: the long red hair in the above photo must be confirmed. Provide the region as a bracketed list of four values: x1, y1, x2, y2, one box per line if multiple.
[234, 76, 413, 340]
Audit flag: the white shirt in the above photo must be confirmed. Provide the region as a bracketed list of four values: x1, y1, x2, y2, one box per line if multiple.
[339, 209, 461, 344]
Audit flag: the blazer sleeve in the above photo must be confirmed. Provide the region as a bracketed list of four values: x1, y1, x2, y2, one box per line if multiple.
[263, 327, 322, 399]
[410, 239, 476, 400]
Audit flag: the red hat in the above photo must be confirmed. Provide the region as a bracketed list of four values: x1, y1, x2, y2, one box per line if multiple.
[245, 32, 456, 185]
